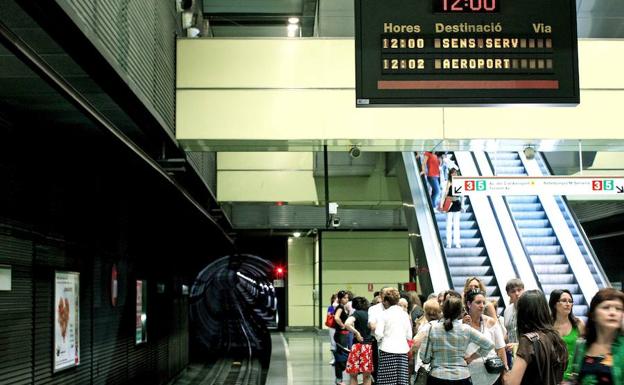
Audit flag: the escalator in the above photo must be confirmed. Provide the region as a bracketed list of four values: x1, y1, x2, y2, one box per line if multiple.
[487, 151, 607, 317]
[435, 193, 502, 305]
[399, 151, 607, 317]
[398, 152, 513, 308]
[535, 154, 608, 289]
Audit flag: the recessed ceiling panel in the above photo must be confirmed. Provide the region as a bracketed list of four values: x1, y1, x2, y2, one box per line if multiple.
[203, 0, 303, 14]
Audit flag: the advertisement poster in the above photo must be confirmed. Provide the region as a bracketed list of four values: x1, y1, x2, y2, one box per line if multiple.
[54, 271, 80, 372]
[135, 280, 147, 344]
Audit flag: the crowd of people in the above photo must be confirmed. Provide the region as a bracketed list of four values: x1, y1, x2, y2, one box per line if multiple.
[325, 278, 624, 385]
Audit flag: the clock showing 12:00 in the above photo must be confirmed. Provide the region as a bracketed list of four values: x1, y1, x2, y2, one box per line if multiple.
[434, 0, 500, 12]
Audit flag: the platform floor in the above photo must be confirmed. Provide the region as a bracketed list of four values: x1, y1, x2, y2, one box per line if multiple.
[266, 331, 337, 385]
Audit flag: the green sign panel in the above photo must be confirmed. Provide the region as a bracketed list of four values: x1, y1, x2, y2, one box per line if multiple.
[355, 0, 579, 106]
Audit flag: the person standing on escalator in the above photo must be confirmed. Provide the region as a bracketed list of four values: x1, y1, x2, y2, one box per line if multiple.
[439, 167, 464, 249]
[422, 152, 442, 210]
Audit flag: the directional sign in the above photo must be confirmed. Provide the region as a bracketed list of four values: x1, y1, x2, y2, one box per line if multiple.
[453, 176, 624, 196]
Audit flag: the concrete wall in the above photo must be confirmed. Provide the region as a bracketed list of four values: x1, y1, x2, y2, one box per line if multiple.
[177, 39, 624, 149]
[320, 231, 410, 327]
[287, 237, 316, 326]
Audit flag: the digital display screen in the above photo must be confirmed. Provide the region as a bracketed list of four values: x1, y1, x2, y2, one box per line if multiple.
[354, 0, 579, 106]
[434, 0, 501, 13]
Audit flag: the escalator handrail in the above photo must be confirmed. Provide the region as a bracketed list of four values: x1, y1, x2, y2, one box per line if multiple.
[415, 153, 455, 290]
[536, 153, 610, 288]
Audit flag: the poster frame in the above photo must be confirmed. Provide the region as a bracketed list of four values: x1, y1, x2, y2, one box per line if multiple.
[53, 270, 80, 373]
[135, 279, 148, 345]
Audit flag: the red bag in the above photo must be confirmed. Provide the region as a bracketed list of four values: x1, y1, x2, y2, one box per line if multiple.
[441, 196, 452, 212]
[325, 312, 336, 328]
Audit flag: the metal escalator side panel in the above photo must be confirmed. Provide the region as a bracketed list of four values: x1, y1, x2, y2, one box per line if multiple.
[473, 151, 540, 295]
[454, 152, 514, 307]
[518, 151, 600, 304]
[398, 152, 451, 294]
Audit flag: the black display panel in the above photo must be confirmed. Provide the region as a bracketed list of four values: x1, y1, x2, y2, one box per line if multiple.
[355, 0, 579, 106]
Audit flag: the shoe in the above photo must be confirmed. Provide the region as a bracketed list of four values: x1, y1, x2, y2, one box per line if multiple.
[445, 244, 451, 249]
[455, 244, 461, 248]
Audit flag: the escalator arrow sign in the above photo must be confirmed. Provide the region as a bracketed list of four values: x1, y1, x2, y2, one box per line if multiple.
[454, 186, 463, 195]
[617, 186, 624, 194]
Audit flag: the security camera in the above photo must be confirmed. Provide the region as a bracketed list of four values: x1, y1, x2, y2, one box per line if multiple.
[330, 215, 341, 228]
[176, 0, 193, 12]
[523, 146, 536, 160]
[349, 146, 361, 159]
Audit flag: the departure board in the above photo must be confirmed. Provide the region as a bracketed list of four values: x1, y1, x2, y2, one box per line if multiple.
[355, 0, 579, 106]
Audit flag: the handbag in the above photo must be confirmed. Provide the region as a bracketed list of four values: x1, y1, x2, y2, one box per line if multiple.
[325, 312, 336, 328]
[414, 322, 434, 385]
[440, 196, 452, 212]
[484, 356, 505, 374]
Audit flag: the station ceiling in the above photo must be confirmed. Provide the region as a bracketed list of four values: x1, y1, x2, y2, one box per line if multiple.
[202, 0, 624, 38]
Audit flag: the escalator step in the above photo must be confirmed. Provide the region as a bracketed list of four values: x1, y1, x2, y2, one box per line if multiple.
[538, 274, 576, 284]
[493, 166, 526, 175]
[439, 229, 480, 238]
[445, 247, 486, 257]
[533, 264, 570, 274]
[527, 245, 562, 254]
[509, 203, 543, 212]
[489, 153, 520, 160]
[506, 196, 539, 204]
[441, 238, 482, 248]
[452, 276, 495, 286]
[519, 228, 554, 237]
[449, 266, 491, 276]
[515, 219, 550, 228]
[490, 159, 522, 167]
[512, 211, 547, 220]
[530, 254, 566, 264]
[446, 257, 488, 266]
[573, 306, 589, 316]
[541, 284, 580, 294]
[522, 237, 559, 246]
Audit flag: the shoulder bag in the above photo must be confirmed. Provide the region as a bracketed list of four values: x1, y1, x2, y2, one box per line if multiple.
[414, 322, 434, 385]
[440, 196, 453, 212]
[325, 309, 336, 328]
[482, 318, 505, 374]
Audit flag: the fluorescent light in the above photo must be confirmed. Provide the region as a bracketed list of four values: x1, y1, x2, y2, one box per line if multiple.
[287, 24, 298, 37]
[288, 17, 300, 24]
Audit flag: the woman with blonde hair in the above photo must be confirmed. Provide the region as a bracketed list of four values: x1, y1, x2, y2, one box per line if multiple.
[463, 276, 496, 322]
[415, 299, 443, 335]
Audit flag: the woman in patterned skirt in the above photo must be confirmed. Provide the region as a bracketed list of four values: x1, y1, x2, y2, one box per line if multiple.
[374, 288, 413, 385]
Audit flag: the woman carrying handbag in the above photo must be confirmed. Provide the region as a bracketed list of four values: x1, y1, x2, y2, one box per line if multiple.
[420, 294, 493, 385]
[438, 168, 464, 249]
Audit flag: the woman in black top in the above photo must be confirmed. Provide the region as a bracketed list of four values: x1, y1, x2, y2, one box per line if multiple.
[333, 290, 351, 385]
[503, 290, 567, 385]
[345, 297, 373, 385]
[439, 167, 463, 249]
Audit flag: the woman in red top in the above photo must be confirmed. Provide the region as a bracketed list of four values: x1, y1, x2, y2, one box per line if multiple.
[422, 152, 442, 208]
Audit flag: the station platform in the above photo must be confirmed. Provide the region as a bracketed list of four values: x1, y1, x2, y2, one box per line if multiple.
[266, 331, 334, 385]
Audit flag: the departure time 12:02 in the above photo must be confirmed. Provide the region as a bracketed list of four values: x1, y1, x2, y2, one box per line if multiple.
[434, 0, 500, 13]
